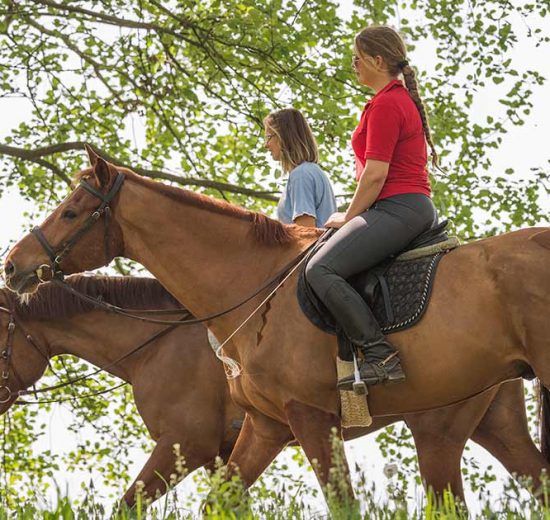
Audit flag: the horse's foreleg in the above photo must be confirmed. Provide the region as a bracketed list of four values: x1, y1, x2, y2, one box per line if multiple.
[471, 380, 550, 494]
[122, 436, 216, 507]
[285, 400, 355, 507]
[224, 413, 293, 487]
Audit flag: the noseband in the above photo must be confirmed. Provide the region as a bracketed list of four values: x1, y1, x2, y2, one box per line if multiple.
[31, 172, 125, 281]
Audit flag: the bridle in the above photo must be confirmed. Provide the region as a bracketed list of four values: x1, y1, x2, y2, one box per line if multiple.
[31, 172, 126, 282]
[0, 306, 17, 404]
[0, 305, 52, 405]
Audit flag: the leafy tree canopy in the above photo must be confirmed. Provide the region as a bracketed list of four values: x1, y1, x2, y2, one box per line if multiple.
[0, 0, 548, 232]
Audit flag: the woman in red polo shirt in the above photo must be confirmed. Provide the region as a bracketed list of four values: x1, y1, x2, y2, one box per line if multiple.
[305, 25, 439, 388]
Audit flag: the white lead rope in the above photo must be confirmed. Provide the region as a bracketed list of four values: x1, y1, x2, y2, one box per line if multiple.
[215, 252, 311, 379]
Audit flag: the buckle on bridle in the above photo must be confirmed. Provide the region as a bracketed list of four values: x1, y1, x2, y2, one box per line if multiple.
[0, 385, 11, 403]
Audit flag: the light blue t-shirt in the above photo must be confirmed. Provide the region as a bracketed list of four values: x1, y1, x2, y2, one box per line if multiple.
[277, 162, 337, 227]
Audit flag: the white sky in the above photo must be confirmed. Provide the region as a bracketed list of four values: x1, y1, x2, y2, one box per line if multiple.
[0, 1, 549, 514]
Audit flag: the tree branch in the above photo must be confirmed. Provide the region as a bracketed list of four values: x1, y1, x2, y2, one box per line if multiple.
[29, 0, 192, 33]
[0, 142, 279, 201]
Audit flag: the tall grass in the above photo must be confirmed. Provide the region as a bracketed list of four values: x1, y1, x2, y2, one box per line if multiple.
[1, 439, 548, 519]
[0, 471, 548, 519]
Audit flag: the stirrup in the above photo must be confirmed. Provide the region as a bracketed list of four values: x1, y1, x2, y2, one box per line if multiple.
[351, 351, 367, 396]
[337, 351, 405, 390]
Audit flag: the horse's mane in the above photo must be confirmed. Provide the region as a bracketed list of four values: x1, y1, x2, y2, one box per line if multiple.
[74, 166, 321, 246]
[1, 275, 183, 321]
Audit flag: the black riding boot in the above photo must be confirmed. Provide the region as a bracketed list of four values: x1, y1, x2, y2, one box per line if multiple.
[337, 339, 405, 390]
[319, 281, 406, 389]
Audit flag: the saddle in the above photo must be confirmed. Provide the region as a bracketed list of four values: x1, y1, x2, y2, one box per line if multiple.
[297, 220, 460, 359]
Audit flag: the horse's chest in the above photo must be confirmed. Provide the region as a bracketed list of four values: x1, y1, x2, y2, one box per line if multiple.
[228, 371, 285, 419]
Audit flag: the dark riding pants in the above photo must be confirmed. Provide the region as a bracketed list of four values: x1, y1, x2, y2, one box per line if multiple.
[305, 193, 437, 347]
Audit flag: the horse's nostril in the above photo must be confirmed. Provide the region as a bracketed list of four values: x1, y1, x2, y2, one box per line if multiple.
[4, 261, 15, 277]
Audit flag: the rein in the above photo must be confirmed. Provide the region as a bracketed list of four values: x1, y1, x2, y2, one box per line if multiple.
[0, 300, 187, 404]
[15, 382, 128, 405]
[16, 319, 184, 399]
[214, 234, 329, 378]
[49, 246, 312, 326]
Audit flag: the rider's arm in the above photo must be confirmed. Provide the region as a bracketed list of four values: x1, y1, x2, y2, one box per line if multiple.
[344, 160, 389, 221]
[293, 214, 316, 227]
[344, 101, 401, 221]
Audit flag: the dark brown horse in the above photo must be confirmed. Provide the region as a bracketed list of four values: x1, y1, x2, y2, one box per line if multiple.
[0, 276, 546, 505]
[5, 150, 550, 505]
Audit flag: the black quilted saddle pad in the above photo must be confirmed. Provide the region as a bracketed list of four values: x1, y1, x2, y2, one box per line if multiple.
[297, 252, 444, 336]
[353, 253, 443, 333]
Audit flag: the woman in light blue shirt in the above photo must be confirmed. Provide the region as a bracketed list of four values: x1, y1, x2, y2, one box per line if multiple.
[264, 108, 336, 228]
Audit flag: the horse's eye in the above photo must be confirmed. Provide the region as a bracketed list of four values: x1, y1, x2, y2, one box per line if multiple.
[62, 209, 77, 220]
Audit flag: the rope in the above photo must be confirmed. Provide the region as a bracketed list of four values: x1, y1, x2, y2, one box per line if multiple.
[216, 229, 332, 379]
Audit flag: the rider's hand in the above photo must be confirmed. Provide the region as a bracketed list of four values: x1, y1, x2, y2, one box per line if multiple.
[324, 212, 348, 229]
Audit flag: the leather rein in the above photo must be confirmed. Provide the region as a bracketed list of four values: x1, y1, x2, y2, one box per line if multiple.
[0, 301, 190, 405]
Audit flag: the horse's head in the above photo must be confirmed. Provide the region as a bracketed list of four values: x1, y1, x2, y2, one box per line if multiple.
[4, 146, 124, 295]
[0, 300, 50, 413]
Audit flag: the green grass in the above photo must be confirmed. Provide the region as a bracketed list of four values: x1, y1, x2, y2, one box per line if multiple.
[1, 440, 549, 519]
[1, 464, 549, 519]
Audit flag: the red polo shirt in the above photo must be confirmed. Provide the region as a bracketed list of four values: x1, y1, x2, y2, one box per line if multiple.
[351, 79, 431, 200]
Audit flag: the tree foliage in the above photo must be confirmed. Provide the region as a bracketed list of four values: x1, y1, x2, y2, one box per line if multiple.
[0, 0, 549, 504]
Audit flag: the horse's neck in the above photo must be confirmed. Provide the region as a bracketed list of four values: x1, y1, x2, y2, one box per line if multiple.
[116, 178, 309, 329]
[37, 312, 170, 382]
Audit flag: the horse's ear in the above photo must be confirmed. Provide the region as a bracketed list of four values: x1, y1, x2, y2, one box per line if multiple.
[84, 143, 100, 166]
[531, 229, 550, 251]
[94, 157, 112, 189]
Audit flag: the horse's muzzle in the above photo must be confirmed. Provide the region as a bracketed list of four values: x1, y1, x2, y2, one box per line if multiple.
[4, 269, 40, 295]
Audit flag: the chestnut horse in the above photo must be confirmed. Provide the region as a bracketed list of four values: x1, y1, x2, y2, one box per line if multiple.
[0, 275, 241, 505]
[5, 150, 550, 504]
[0, 276, 546, 505]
